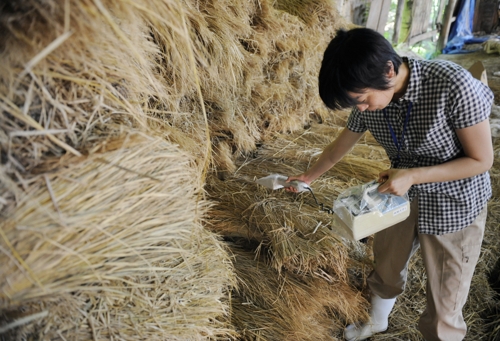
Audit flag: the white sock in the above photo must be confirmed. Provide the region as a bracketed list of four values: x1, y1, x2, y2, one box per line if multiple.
[344, 294, 396, 341]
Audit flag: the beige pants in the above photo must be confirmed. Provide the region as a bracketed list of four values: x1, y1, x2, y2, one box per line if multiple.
[367, 198, 487, 341]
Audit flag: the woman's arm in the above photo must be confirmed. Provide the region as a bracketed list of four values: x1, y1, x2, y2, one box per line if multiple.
[378, 119, 493, 195]
[286, 128, 364, 191]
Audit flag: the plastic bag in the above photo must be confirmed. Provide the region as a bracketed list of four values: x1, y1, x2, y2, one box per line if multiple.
[333, 180, 410, 240]
[334, 180, 409, 217]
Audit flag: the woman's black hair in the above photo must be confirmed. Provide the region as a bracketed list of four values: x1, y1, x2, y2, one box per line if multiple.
[318, 28, 402, 110]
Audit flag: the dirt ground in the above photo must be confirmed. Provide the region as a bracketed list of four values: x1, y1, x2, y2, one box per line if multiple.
[436, 50, 500, 105]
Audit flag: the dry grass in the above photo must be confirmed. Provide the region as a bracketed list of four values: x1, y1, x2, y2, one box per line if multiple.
[0, 133, 235, 340]
[207, 173, 349, 277]
[229, 245, 368, 341]
[205, 124, 388, 278]
[207, 118, 500, 340]
[2, 0, 499, 340]
[0, 0, 347, 183]
[1, 0, 187, 169]
[0, 0, 352, 339]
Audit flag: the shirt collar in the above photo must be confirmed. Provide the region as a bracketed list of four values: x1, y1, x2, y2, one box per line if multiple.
[398, 57, 421, 104]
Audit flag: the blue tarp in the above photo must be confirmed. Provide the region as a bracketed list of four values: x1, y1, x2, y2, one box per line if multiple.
[442, 0, 477, 54]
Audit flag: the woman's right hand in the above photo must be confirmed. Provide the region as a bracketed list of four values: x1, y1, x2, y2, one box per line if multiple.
[284, 174, 312, 193]
[283, 128, 363, 193]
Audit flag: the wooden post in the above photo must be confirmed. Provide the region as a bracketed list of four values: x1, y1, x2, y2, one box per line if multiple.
[392, 0, 406, 44]
[437, 0, 458, 53]
[473, 0, 500, 33]
[409, 0, 434, 41]
[435, 0, 448, 28]
[366, 0, 393, 34]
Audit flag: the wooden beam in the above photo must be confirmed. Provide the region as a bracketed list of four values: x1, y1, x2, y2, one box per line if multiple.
[435, 0, 447, 28]
[392, 0, 406, 44]
[408, 30, 439, 45]
[410, 0, 434, 38]
[366, 0, 392, 34]
[473, 0, 500, 33]
[437, 0, 458, 52]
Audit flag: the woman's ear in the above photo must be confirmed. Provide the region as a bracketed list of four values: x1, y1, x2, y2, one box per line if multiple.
[386, 61, 396, 79]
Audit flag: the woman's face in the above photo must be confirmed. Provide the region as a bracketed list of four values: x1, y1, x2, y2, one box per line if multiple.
[347, 60, 401, 112]
[347, 87, 395, 112]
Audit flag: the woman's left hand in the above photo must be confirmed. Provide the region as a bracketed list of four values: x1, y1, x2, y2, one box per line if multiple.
[377, 168, 415, 196]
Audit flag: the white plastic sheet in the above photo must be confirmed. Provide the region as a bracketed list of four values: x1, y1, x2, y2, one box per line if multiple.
[333, 180, 410, 240]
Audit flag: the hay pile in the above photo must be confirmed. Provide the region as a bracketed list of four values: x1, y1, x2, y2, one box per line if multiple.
[0, 0, 362, 339]
[0, 133, 235, 340]
[3, 0, 498, 340]
[1, 0, 242, 338]
[229, 245, 366, 341]
[0, 0, 350, 176]
[0, 0, 209, 170]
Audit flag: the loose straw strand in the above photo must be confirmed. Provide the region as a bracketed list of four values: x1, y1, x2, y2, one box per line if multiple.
[0, 223, 45, 290]
[177, 2, 212, 191]
[0, 96, 82, 157]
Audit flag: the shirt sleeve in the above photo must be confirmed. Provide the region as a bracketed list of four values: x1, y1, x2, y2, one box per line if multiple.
[448, 68, 494, 129]
[346, 108, 368, 133]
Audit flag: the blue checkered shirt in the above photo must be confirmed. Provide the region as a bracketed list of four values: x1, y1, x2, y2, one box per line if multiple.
[346, 57, 493, 235]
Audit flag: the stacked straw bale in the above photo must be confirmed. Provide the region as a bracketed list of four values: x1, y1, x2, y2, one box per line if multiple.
[0, 0, 350, 179]
[0, 0, 356, 339]
[0, 133, 236, 340]
[229, 245, 366, 341]
[1, 1, 241, 337]
[0, 0, 180, 167]
[1, 0, 359, 338]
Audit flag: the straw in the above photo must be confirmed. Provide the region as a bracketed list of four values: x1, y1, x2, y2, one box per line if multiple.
[0, 0, 347, 176]
[229, 245, 368, 340]
[2, 0, 498, 339]
[1, 133, 236, 340]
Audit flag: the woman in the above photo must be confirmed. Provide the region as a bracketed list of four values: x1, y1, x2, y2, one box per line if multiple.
[286, 28, 493, 341]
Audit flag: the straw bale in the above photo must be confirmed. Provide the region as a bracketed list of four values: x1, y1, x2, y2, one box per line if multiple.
[207, 173, 350, 278]
[206, 121, 390, 280]
[484, 261, 500, 341]
[178, 0, 348, 166]
[275, 0, 342, 26]
[0, 0, 177, 167]
[480, 200, 500, 341]
[205, 120, 389, 339]
[229, 245, 368, 341]
[1, 0, 348, 181]
[0, 133, 236, 340]
[254, 124, 390, 184]
[484, 302, 500, 341]
[491, 142, 500, 198]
